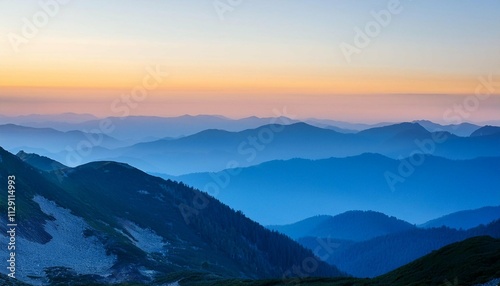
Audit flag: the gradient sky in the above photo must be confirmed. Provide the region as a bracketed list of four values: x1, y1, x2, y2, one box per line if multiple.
[1, 0, 499, 122]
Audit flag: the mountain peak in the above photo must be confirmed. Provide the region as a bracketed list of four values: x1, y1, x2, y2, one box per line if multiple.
[470, 125, 500, 137]
[270, 210, 415, 241]
[14, 150, 68, 176]
[76, 160, 136, 171]
[357, 122, 429, 141]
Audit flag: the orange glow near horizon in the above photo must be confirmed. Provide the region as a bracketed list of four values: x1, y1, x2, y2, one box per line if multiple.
[1, 1, 499, 122]
[0, 63, 483, 95]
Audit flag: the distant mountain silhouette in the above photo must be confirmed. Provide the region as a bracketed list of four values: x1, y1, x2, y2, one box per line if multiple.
[172, 154, 500, 225]
[269, 211, 415, 241]
[420, 206, 500, 230]
[267, 215, 332, 240]
[414, 120, 480, 136]
[3, 120, 500, 175]
[0, 124, 125, 154]
[0, 114, 383, 141]
[357, 122, 429, 141]
[109, 122, 356, 174]
[303, 118, 394, 131]
[0, 113, 98, 125]
[111, 121, 500, 175]
[470, 125, 500, 137]
[0, 115, 299, 142]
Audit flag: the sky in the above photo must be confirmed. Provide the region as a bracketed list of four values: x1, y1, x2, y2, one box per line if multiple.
[0, 0, 499, 123]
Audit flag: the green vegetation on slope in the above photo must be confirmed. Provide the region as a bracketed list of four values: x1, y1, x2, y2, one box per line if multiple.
[375, 235, 500, 286]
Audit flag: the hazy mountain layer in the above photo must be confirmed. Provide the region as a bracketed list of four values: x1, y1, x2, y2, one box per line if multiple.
[173, 154, 500, 225]
[268, 211, 415, 241]
[3, 121, 499, 175]
[420, 206, 500, 230]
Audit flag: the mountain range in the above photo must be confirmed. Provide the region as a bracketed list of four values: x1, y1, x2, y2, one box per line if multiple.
[97, 121, 500, 175]
[0, 113, 489, 136]
[1, 119, 499, 175]
[0, 150, 499, 284]
[1, 114, 499, 285]
[413, 120, 480, 136]
[0, 124, 125, 153]
[0, 147, 342, 285]
[0, 115, 299, 142]
[1, 147, 499, 285]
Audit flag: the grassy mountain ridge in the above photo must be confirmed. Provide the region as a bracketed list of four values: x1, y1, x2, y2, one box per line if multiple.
[375, 235, 500, 285]
[16, 150, 67, 171]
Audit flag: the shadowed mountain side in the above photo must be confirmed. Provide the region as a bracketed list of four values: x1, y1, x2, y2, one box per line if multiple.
[0, 124, 126, 153]
[170, 154, 500, 225]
